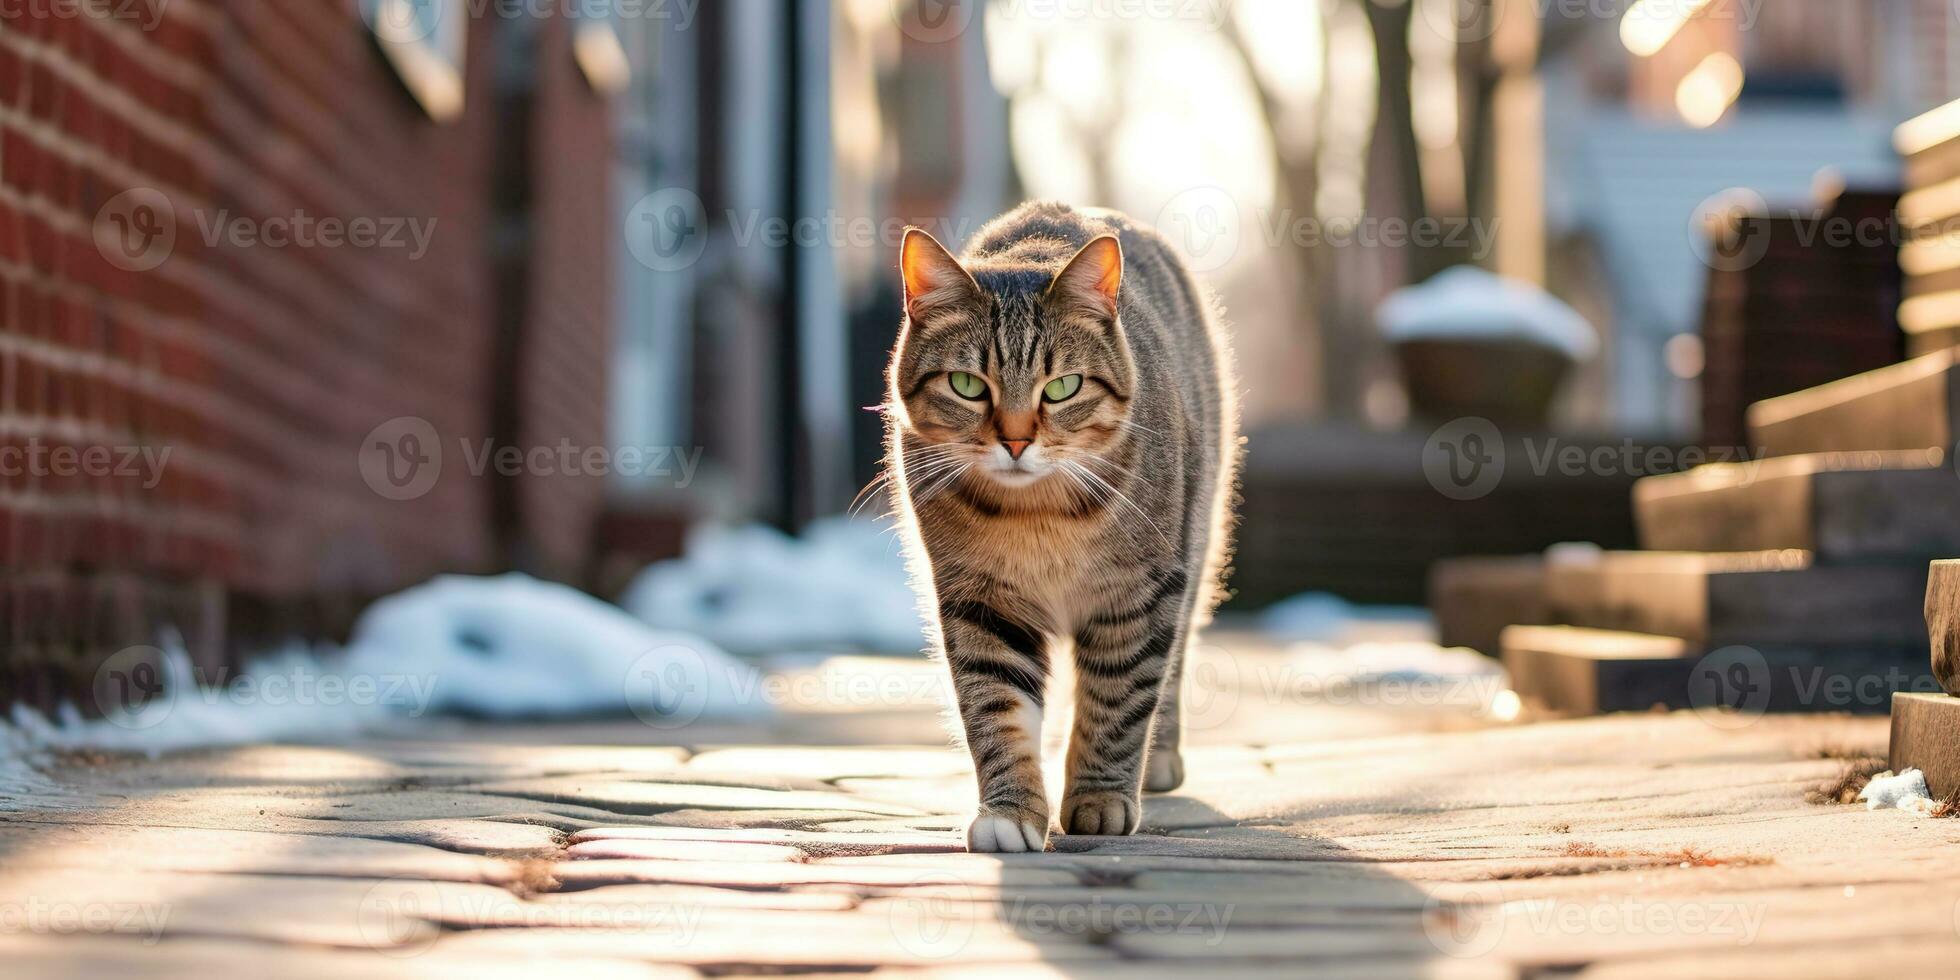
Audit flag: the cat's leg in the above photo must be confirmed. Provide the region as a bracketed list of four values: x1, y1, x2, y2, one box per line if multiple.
[1062, 572, 1192, 835]
[1144, 635, 1188, 792]
[940, 599, 1053, 853]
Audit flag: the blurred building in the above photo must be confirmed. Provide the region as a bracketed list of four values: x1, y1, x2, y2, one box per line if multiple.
[0, 2, 614, 704]
[1526, 0, 1954, 432]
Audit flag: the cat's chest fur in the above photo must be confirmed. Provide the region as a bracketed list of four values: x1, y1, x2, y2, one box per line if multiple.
[926, 510, 1119, 629]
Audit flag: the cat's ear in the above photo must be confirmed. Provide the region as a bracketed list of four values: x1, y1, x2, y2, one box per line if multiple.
[900, 228, 980, 325]
[1046, 235, 1123, 323]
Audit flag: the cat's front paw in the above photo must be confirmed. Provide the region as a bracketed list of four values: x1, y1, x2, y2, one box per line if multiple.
[1060, 789, 1140, 836]
[1144, 748, 1185, 793]
[966, 804, 1049, 853]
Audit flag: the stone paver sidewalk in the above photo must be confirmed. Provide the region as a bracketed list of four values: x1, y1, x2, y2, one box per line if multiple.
[2, 636, 1958, 977]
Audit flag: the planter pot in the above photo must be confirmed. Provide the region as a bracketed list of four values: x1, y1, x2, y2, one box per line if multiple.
[1395, 338, 1574, 428]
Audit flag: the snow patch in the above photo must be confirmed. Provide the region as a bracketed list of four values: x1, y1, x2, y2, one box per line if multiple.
[1858, 768, 1939, 815]
[1261, 592, 1436, 645]
[3, 573, 766, 758]
[1282, 640, 1510, 713]
[1378, 266, 1600, 361]
[621, 517, 926, 655]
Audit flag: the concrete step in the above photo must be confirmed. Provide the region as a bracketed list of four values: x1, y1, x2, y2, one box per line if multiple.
[1505, 624, 1931, 719]
[1542, 550, 1929, 650]
[1747, 349, 1959, 457]
[1633, 452, 1959, 561]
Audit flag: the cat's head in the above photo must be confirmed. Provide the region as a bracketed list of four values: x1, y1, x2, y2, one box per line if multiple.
[889, 227, 1135, 491]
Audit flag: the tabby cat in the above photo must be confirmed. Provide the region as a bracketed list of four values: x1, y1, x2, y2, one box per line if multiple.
[886, 202, 1239, 852]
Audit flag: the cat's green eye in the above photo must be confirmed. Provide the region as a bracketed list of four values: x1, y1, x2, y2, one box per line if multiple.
[1042, 374, 1083, 403]
[948, 371, 988, 400]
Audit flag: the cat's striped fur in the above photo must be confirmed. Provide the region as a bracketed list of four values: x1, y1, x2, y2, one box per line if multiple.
[885, 202, 1239, 852]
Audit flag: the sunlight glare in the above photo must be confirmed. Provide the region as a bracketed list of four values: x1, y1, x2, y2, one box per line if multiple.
[1675, 51, 1743, 128]
[1620, 0, 1714, 57]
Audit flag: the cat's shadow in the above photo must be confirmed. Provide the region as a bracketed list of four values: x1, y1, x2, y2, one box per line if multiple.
[966, 796, 1440, 962]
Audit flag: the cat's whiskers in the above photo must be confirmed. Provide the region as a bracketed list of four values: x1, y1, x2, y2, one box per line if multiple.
[1062, 458, 1172, 549]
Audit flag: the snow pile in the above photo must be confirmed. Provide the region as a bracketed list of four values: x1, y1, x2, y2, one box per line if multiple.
[9, 640, 379, 756]
[1281, 640, 1511, 714]
[1378, 265, 1600, 361]
[1858, 768, 1939, 815]
[1261, 592, 1435, 646]
[621, 517, 926, 655]
[4, 573, 766, 757]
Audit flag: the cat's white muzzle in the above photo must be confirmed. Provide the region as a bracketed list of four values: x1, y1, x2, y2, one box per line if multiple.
[984, 443, 1052, 486]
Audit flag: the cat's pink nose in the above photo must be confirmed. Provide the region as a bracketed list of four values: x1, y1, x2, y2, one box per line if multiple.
[1002, 439, 1032, 460]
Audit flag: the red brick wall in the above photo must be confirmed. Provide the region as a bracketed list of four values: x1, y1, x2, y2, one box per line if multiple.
[0, 1, 612, 707]
[515, 11, 614, 581]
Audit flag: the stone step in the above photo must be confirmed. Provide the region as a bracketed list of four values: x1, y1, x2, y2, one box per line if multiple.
[1542, 550, 1928, 649]
[1505, 624, 1932, 719]
[1746, 349, 1958, 457]
[1632, 452, 1959, 561]
[1428, 555, 1547, 657]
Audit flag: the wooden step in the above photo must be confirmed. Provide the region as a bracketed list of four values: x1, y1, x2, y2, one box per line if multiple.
[1501, 626, 1693, 716]
[1506, 625, 1930, 718]
[1633, 452, 1958, 560]
[1542, 550, 1929, 649]
[1928, 559, 1960, 697]
[1889, 693, 1960, 798]
[1747, 349, 1959, 457]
